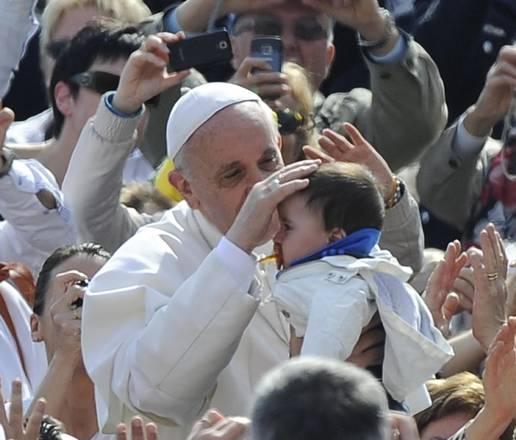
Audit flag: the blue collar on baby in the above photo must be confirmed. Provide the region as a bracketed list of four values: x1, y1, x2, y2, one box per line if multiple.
[288, 228, 381, 268]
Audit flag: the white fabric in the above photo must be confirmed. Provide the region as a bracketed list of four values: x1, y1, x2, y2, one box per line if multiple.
[82, 201, 289, 439]
[0, 282, 47, 402]
[0, 0, 38, 98]
[166, 83, 261, 159]
[121, 148, 154, 185]
[273, 249, 454, 404]
[453, 112, 490, 160]
[6, 108, 53, 145]
[0, 159, 76, 277]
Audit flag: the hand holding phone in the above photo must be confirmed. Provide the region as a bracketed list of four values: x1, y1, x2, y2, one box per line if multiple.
[250, 36, 283, 72]
[168, 30, 233, 72]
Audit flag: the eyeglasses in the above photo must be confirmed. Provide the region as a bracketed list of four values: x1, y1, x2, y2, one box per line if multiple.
[68, 71, 159, 106]
[275, 108, 308, 135]
[46, 39, 70, 60]
[234, 15, 329, 41]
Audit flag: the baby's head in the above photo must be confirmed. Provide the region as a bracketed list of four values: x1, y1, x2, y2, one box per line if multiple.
[275, 162, 385, 268]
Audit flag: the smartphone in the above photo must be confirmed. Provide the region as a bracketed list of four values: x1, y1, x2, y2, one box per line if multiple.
[168, 30, 233, 72]
[250, 36, 283, 72]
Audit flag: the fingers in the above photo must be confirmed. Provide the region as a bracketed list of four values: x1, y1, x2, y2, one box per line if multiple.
[0, 105, 15, 147]
[9, 379, 23, 440]
[211, 417, 250, 440]
[130, 417, 145, 440]
[389, 412, 420, 440]
[0, 379, 9, 434]
[24, 398, 46, 440]
[145, 423, 158, 440]
[302, 145, 334, 163]
[116, 423, 129, 440]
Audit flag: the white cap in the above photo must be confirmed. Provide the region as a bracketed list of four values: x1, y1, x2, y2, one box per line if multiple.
[166, 82, 262, 159]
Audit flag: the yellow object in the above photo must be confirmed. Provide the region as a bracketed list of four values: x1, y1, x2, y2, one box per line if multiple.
[154, 159, 183, 203]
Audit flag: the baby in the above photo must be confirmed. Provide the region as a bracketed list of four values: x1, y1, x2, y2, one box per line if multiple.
[272, 162, 453, 410]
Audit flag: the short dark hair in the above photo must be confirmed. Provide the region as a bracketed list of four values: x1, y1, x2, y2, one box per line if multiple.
[298, 162, 385, 234]
[251, 357, 390, 440]
[49, 20, 144, 137]
[33, 243, 111, 315]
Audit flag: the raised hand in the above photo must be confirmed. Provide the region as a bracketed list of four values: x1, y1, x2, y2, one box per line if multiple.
[186, 409, 250, 440]
[48, 270, 89, 364]
[116, 417, 158, 440]
[113, 33, 191, 114]
[0, 379, 46, 440]
[304, 123, 396, 202]
[471, 224, 509, 351]
[465, 44, 516, 137]
[423, 240, 468, 336]
[301, 0, 394, 42]
[0, 100, 14, 165]
[229, 57, 290, 102]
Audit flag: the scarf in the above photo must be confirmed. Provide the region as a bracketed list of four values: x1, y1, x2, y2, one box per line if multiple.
[289, 228, 381, 268]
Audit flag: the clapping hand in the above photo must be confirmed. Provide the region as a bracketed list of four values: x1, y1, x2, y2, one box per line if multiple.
[186, 409, 249, 440]
[423, 240, 468, 336]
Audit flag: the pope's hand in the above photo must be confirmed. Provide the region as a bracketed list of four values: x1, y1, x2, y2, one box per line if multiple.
[226, 159, 320, 254]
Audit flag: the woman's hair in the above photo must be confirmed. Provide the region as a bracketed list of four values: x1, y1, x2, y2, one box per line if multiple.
[33, 243, 111, 315]
[40, 0, 150, 64]
[281, 62, 316, 163]
[298, 162, 385, 234]
[414, 372, 484, 433]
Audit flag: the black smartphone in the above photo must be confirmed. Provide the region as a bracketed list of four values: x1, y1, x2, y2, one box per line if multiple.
[250, 36, 283, 72]
[168, 30, 233, 72]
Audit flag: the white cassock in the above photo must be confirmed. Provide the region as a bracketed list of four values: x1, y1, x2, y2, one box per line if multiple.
[82, 201, 289, 440]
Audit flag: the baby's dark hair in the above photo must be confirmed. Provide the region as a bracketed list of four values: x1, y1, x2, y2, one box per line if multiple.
[298, 162, 385, 234]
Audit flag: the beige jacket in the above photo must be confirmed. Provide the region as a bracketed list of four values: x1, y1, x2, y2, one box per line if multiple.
[63, 97, 425, 270]
[417, 119, 501, 230]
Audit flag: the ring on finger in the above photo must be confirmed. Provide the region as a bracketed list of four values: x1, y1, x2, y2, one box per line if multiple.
[392, 429, 401, 440]
[486, 272, 499, 281]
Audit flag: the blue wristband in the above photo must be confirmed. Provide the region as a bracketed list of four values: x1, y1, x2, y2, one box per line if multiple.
[104, 91, 144, 119]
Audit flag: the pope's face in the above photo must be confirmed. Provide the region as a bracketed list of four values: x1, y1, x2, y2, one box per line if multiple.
[180, 102, 284, 235]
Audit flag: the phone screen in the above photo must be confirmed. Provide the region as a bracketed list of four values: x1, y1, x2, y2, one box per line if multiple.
[250, 37, 283, 72]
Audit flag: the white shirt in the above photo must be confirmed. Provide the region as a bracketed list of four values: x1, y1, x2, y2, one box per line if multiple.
[0, 159, 76, 277]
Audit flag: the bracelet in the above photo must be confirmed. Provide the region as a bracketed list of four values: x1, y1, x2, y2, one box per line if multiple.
[385, 176, 402, 209]
[356, 8, 397, 51]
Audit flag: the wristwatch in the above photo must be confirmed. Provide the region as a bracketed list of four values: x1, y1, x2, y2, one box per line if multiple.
[356, 8, 397, 51]
[0, 147, 15, 178]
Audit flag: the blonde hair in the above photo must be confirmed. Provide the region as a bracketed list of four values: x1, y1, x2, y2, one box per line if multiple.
[40, 0, 150, 62]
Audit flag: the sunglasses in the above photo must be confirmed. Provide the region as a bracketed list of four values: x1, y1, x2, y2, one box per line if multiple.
[68, 71, 159, 106]
[46, 39, 70, 60]
[234, 16, 329, 41]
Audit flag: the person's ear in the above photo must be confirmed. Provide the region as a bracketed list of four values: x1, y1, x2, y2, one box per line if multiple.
[53, 81, 75, 118]
[168, 170, 200, 210]
[325, 43, 335, 74]
[327, 227, 345, 243]
[30, 314, 44, 343]
[277, 132, 283, 151]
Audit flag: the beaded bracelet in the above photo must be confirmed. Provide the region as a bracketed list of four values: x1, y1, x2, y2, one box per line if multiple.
[385, 176, 402, 209]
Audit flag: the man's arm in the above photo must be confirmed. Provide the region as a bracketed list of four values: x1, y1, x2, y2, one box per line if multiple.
[62, 32, 193, 253]
[62, 95, 155, 254]
[417, 44, 516, 230]
[306, 0, 447, 172]
[0, 0, 38, 98]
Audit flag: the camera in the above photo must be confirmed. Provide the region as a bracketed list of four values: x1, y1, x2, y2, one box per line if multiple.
[250, 36, 283, 73]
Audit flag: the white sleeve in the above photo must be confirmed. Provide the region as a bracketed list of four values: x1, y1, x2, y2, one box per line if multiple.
[0, 0, 38, 98]
[82, 230, 260, 431]
[301, 278, 373, 360]
[452, 113, 489, 160]
[0, 159, 75, 275]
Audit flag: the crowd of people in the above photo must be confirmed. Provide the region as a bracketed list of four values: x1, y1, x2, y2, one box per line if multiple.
[1, 0, 516, 439]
